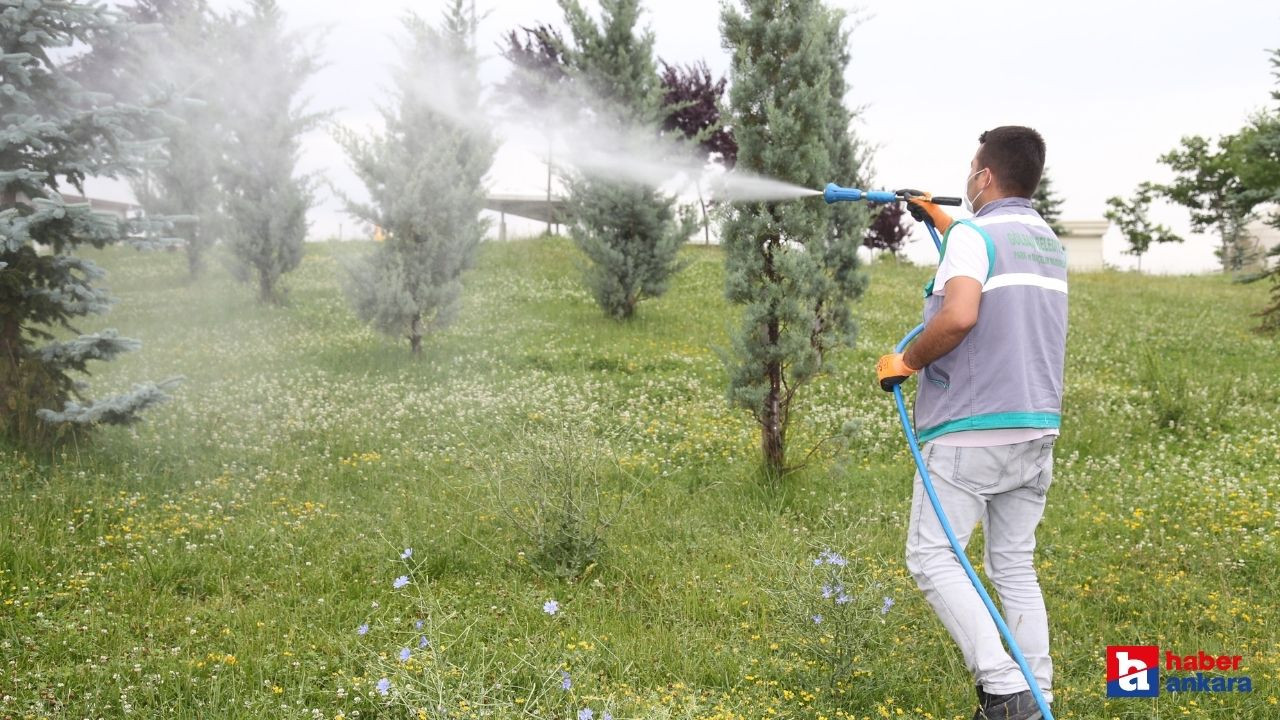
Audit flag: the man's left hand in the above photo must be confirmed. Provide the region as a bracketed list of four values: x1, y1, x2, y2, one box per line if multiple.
[876, 353, 917, 392]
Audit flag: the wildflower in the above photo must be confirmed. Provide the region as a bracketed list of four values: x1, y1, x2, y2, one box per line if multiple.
[835, 592, 851, 605]
[812, 614, 823, 624]
[399, 647, 411, 662]
[376, 677, 390, 696]
[401, 548, 413, 560]
[560, 670, 572, 691]
[543, 599, 560, 615]
[419, 636, 430, 649]
[415, 619, 424, 630]
[881, 596, 895, 614]
[356, 623, 369, 636]
[393, 575, 409, 589]
[821, 583, 834, 599]
[602, 713, 613, 720]
[816, 548, 848, 567]
[579, 709, 594, 720]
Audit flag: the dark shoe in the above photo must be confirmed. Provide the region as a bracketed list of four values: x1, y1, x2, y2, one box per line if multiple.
[974, 688, 1043, 720]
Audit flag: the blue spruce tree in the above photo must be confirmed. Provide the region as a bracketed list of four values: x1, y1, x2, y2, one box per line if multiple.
[338, 1, 495, 356]
[0, 0, 179, 443]
[720, 0, 869, 476]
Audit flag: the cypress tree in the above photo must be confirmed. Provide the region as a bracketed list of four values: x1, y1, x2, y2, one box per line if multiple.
[219, 0, 322, 304]
[338, 2, 494, 356]
[558, 0, 695, 320]
[0, 0, 179, 443]
[720, 0, 869, 476]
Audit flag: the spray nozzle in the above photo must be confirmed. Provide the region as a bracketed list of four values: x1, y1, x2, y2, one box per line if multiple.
[822, 183, 962, 207]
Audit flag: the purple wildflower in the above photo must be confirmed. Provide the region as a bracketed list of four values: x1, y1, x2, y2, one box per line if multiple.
[376, 677, 390, 695]
[393, 575, 409, 589]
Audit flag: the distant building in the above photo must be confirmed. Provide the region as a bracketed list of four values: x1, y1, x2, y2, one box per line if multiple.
[1060, 220, 1108, 271]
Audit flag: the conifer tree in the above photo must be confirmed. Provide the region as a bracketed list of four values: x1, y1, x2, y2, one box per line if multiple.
[720, 0, 869, 476]
[338, 2, 494, 356]
[558, 0, 695, 319]
[124, 0, 227, 278]
[219, 0, 322, 304]
[0, 0, 179, 443]
[1032, 167, 1067, 237]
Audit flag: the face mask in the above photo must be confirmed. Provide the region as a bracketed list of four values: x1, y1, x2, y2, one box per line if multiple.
[964, 168, 990, 213]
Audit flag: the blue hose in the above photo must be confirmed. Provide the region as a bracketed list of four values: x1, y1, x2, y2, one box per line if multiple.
[895, 221, 1055, 720]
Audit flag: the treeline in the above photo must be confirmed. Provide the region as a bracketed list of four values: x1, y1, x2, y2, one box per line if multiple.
[1107, 49, 1280, 329]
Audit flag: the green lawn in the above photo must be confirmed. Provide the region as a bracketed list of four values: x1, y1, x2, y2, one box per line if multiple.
[2, 237, 1278, 719]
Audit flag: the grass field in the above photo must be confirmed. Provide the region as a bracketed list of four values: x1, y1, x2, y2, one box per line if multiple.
[2, 236, 1278, 719]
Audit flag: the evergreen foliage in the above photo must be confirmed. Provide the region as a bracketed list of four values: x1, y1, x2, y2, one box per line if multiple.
[338, 2, 494, 355]
[219, 0, 322, 304]
[558, 0, 695, 320]
[0, 0, 180, 443]
[720, 0, 869, 476]
[1032, 167, 1067, 237]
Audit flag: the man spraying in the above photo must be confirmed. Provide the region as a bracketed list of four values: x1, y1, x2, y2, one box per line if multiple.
[877, 126, 1067, 720]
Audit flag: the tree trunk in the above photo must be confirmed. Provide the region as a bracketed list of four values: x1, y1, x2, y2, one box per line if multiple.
[697, 179, 711, 246]
[761, 241, 784, 475]
[186, 226, 204, 278]
[410, 313, 422, 356]
[762, 325, 784, 475]
[0, 189, 21, 435]
[257, 267, 275, 304]
[546, 139, 554, 237]
[0, 313, 21, 436]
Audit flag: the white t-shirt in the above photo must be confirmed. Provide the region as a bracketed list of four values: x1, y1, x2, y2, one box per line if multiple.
[925, 222, 1058, 448]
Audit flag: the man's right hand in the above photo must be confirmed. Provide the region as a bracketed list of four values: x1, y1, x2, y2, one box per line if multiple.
[899, 189, 956, 232]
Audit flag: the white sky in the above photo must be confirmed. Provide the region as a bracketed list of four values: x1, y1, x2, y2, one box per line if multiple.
[90, 0, 1280, 273]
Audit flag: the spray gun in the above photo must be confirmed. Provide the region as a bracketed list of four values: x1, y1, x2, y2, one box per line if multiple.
[822, 183, 962, 208]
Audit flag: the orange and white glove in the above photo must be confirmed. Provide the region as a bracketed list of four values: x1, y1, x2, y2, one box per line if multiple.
[876, 353, 917, 392]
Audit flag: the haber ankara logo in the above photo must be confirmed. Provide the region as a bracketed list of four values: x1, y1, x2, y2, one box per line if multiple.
[1107, 645, 1159, 697]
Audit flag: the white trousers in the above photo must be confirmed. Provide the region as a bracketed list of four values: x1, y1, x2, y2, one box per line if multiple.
[904, 437, 1055, 702]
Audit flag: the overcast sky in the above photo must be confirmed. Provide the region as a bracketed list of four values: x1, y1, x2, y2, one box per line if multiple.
[92, 0, 1280, 272]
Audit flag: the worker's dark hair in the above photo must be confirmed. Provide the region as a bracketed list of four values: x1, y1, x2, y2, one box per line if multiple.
[976, 126, 1046, 197]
